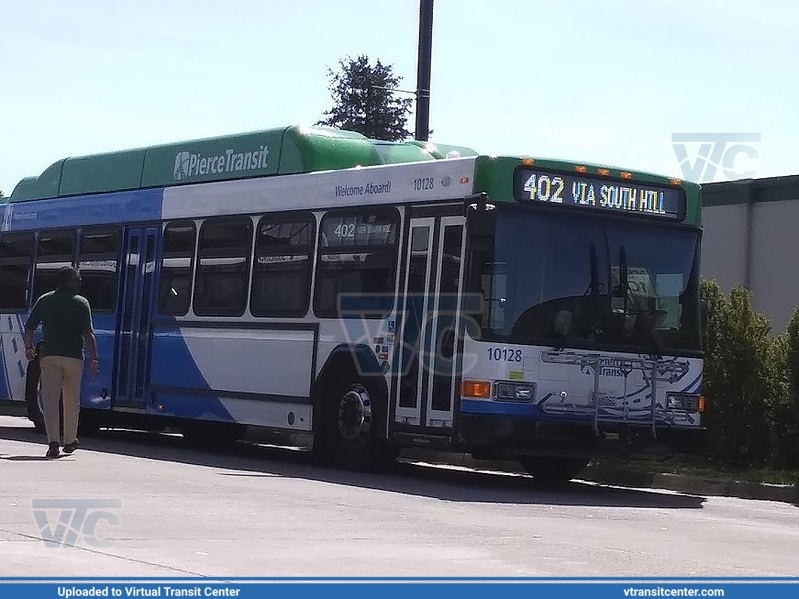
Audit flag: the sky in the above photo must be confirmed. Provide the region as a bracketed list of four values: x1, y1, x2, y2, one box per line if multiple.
[1, 0, 797, 196]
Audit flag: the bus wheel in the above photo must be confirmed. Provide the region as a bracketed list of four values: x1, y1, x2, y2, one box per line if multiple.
[78, 410, 102, 437]
[326, 381, 391, 471]
[24, 359, 46, 435]
[519, 457, 589, 485]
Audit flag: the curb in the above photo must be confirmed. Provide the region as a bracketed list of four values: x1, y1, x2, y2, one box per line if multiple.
[581, 468, 799, 504]
[400, 449, 799, 505]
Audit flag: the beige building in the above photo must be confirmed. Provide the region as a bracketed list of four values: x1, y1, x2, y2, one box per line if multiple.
[701, 174, 799, 334]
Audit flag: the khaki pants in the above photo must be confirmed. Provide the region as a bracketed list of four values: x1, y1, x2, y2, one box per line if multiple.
[40, 356, 83, 445]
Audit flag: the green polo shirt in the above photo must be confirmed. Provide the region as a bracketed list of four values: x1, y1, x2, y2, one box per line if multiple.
[25, 288, 93, 360]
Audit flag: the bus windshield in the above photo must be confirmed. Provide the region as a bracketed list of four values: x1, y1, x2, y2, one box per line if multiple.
[474, 208, 702, 354]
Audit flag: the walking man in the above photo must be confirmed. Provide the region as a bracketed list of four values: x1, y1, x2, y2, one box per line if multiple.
[23, 266, 99, 458]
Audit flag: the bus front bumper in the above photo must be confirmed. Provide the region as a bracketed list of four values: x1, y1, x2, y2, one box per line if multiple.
[456, 413, 707, 460]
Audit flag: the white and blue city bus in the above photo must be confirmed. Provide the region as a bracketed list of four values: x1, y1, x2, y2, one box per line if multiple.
[0, 125, 706, 481]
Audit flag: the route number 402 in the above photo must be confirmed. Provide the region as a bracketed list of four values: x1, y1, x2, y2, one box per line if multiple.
[487, 347, 522, 362]
[334, 223, 356, 238]
[523, 174, 565, 203]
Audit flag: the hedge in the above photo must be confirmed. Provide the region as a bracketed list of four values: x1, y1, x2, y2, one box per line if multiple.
[700, 279, 799, 468]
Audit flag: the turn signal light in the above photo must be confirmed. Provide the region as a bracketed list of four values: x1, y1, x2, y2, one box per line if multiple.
[462, 380, 491, 398]
[575, 165, 588, 173]
[699, 395, 705, 413]
[620, 171, 633, 179]
[521, 158, 534, 165]
[669, 178, 682, 185]
[597, 168, 610, 176]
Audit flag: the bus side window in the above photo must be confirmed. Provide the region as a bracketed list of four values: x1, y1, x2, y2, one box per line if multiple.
[314, 208, 399, 319]
[0, 233, 34, 311]
[32, 230, 75, 302]
[77, 228, 120, 312]
[251, 213, 315, 317]
[193, 217, 253, 317]
[158, 221, 196, 316]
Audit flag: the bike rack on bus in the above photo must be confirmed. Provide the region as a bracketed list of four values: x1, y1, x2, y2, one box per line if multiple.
[539, 350, 689, 440]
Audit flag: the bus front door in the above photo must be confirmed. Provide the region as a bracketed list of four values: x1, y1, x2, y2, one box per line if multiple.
[112, 227, 159, 411]
[394, 215, 466, 432]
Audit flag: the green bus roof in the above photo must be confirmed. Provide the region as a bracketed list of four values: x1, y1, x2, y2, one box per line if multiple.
[6, 124, 701, 225]
[7, 125, 480, 203]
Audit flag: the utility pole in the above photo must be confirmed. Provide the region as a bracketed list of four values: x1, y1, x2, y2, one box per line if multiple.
[415, 0, 434, 141]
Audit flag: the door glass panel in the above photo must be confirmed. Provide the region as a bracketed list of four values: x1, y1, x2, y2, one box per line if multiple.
[117, 234, 139, 397]
[135, 234, 156, 398]
[431, 225, 463, 413]
[399, 226, 430, 409]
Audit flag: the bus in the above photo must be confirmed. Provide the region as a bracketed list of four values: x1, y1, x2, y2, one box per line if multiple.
[0, 125, 706, 481]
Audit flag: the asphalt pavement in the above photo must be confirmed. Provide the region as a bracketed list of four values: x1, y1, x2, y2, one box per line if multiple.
[1, 415, 797, 577]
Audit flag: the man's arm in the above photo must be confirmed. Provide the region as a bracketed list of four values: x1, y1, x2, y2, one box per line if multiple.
[83, 328, 99, 377]
[23, 300, 41, 360]
[81, 299, 100, 376]
[23, 328, 35, 351]
[82, 328, 99, 362]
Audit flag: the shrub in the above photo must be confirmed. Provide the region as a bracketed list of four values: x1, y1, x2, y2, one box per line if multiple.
[700, 280, 798, 469]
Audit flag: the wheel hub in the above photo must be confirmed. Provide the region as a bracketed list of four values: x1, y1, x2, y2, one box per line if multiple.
[337, 386, 372, 442]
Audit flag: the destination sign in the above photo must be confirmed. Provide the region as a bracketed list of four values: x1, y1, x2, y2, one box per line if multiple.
[321, 213, 398, 247]
[512, 168, 685, 220]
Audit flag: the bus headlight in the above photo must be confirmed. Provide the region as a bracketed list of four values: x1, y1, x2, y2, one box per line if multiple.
[495, 381, 535, 401]
[666, 392, 700, 412]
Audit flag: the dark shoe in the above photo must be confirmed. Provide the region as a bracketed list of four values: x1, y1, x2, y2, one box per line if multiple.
[46, 442, 60, 458]
[63, 440, 79, 454]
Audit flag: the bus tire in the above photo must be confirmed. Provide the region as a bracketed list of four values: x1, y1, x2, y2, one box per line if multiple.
[77, 409, 102, 437]
[24, 356, 46, 435]
[519, 457, 589, 485]
[323, 379, 393, 472]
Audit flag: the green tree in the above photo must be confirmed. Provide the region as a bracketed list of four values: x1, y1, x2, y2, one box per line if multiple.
[317, 55, 413, 141]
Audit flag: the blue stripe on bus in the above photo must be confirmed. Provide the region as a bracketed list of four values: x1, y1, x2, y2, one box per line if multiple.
[459, 399, 541, 417]
[0, 340, 9, 399]
[5, 188, 163, 231]
[459, 399, 631, 420]
[146, 322, 235, 422]
[149, 325, 217, 394]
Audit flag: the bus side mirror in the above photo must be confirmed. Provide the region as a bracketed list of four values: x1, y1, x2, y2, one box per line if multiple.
[465, 195, 497, 237]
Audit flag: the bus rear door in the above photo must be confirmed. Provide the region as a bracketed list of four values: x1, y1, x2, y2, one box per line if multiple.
[112, 226, 159, 411]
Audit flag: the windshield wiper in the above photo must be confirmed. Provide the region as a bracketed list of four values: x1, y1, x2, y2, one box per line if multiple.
[619, 244, 662, 360]
[586, 243, 601, 338]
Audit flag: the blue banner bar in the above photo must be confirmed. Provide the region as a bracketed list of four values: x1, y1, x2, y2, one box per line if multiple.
[0, 581, 797, 599]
